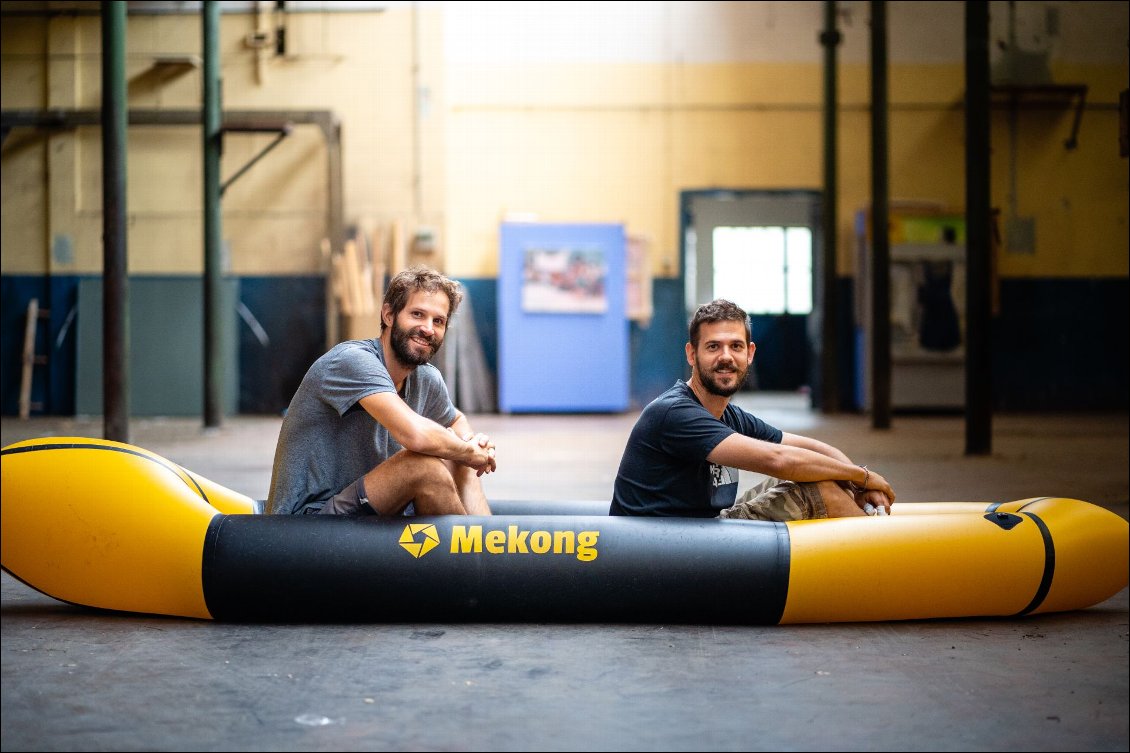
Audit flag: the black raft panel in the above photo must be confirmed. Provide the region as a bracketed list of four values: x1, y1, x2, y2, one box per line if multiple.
[202, 515, 791, 624]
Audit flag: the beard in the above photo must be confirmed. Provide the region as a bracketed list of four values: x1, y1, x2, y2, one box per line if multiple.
[389, 320, 442, 367]
[694, 354, 748, 398]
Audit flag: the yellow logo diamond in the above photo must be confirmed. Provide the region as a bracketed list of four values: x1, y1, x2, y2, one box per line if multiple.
[399, 523, 440, 558]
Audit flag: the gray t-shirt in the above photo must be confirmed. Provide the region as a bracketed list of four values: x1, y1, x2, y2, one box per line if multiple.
[265, 338, 458, 515]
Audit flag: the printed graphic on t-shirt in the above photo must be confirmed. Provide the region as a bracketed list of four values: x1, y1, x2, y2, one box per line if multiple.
[709, 463, 739, 510]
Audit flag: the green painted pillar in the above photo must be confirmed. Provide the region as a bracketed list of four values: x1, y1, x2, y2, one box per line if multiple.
[101, 0, 129, 443]
[203, 1, 223, 428]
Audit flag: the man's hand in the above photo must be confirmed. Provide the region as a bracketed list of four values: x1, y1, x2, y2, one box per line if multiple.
[855, 488, 893, 516]
[860, 467, 895, 503]
[456, 430, 496, 476]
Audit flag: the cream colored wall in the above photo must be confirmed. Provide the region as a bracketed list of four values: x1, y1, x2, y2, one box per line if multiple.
[1, 5, 437, 277]
[442, 1, 1128, 279]
[2, 1, 1127, 281]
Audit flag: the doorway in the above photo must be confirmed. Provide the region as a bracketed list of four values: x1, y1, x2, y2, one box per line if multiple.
[680, 190, 821, 393]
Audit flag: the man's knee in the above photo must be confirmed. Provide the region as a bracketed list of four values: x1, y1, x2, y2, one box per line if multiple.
[817, 480, 865, 518]
[357, 452, 463, 516]
[814, 480, 849, 502]
[394, 452, 458, 496]
[421, 454, 458, 480]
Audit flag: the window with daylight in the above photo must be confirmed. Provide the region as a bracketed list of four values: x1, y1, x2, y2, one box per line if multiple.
[712, 226, 812, 315]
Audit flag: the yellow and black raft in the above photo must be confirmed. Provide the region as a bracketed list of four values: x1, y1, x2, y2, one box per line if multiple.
[2, 437, 1127, 624]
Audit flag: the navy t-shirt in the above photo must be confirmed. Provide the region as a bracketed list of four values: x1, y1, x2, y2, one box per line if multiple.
[609, 380, 784, 517]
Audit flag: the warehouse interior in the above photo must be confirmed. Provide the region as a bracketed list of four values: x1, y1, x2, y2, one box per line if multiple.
[1, 1, 1127, 751]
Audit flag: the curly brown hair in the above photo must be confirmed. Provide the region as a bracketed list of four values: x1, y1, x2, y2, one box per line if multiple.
[381, 266, 464, 333]
[688, 299, 751, 346]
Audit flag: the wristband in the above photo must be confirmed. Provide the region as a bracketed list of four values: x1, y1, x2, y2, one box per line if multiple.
[847, 466, 870, 495]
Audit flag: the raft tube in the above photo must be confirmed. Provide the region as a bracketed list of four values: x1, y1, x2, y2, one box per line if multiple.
[2, 437, 1126, 624]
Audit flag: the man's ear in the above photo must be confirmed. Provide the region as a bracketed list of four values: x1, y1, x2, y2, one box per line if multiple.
[747, 342, 757, 364]
[381, 303, 393, 330]
[685, 342, 694, 367]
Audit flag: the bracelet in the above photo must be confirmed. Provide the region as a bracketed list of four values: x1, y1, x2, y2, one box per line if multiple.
[846, 466, 870, 495]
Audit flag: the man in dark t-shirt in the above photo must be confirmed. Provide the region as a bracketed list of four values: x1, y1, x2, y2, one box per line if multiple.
[610, 300, 895, 521]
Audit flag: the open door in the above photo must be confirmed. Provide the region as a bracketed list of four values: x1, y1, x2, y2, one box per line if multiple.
[682, 190, 820, 393]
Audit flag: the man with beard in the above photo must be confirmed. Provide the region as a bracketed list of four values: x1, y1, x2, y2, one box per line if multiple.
[266, 267, 495, 517]
[609, 299, 894, 520]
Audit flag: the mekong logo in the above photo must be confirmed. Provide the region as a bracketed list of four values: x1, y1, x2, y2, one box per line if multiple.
[399, 523, 440, 558]
[398, 523, 600, 561]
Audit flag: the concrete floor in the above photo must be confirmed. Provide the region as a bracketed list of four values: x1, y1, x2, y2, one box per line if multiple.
[2, 394, 1127, 751]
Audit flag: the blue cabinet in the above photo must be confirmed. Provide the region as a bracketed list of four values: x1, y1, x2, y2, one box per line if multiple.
[498, 222, 629, 413]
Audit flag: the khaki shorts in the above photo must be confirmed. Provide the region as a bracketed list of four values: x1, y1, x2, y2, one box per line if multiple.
[718, 476, 828, 522]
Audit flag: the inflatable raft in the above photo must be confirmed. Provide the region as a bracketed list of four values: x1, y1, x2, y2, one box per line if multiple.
[2, 437, 1127, 624]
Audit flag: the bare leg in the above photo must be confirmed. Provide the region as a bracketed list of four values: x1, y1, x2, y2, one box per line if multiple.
[444, 459, 492, 515]
[816, 480, 867, 518]
[361, 450, 465, 515]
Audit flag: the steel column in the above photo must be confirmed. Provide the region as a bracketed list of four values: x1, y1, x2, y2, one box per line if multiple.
[869, 0, 891, 429]
[101, 1, 129, 442]
[965, 1, 993, 455]
[202, 2, 223, 429]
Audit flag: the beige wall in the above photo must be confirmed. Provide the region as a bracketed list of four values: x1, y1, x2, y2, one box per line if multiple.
[1, 5, 435, 277]
[2, 1, 1127, 281]
[443, 1, 1128, 279]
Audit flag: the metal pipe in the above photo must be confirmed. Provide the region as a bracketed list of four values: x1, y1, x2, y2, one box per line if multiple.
[325, 116, 344, 348]
[274, 0, 288, 57]
[101, 1, 129, 443]
[203, 1, 223, 429]
[869, 0, 891, 430]
[219, 124, 291, 196]
[820, 1, 841, 414]
[965, 1, 993, 455]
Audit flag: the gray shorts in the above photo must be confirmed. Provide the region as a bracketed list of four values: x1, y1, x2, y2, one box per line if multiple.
[718, 476, 828, 522]
[318, 478, 375, 516]
[313, 478, 417, 517]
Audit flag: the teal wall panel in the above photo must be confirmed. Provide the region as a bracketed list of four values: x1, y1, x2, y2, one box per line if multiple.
[75, 277, 239, 416]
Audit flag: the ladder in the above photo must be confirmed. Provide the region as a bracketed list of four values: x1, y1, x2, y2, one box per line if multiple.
[19, 298, 48, 420]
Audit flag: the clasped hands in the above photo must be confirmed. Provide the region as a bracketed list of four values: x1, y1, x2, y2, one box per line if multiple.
[454, 429, 496, 476]
[855, 488, 893, 516]
[848, 467, 894, 516]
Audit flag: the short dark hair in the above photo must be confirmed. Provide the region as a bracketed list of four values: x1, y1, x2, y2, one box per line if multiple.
[688, 299, 751, 346]
[382, 266, 463, 333]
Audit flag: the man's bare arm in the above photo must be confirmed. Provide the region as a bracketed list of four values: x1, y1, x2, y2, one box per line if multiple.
[358, 392, 494, 473]
[781, 433, 894, 512]
[780, 432, 852, 464]
[708, 433, 894, 501]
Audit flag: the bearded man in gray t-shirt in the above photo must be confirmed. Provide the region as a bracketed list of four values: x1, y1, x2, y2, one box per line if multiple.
[266, 267, 495, 517]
